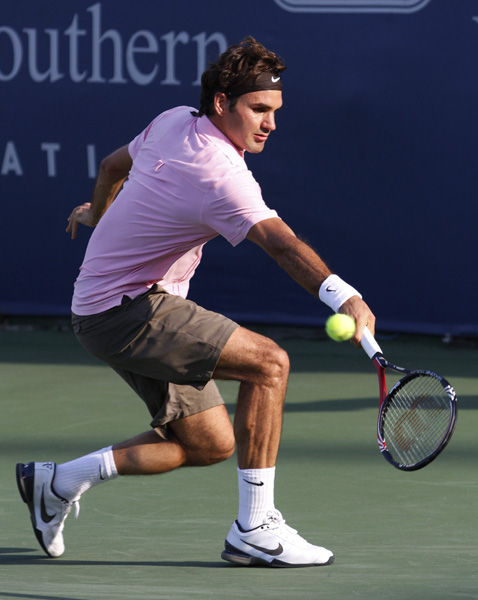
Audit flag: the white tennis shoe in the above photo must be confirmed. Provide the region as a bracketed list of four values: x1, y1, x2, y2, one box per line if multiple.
[16, 461, 79, 558]
[221, 509, 334, 567]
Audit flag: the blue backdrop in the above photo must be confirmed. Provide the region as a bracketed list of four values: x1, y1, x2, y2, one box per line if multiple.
[1, 0, 477, 336]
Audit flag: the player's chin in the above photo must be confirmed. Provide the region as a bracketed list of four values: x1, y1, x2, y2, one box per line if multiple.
[247, 141, 267, 154]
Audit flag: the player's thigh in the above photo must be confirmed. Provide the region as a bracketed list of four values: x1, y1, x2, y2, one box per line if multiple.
[170, 403, 235, 458]
[213, 326, 289, 383]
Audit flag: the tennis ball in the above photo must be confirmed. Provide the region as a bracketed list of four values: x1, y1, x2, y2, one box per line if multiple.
[325, 313, 356, 342]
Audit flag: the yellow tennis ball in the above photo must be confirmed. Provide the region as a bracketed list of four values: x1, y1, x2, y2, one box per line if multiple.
[325, 313, 356, 342]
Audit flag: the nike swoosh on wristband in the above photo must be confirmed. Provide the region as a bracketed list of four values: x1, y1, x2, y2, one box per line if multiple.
[326, 285, 337, 292]
[40, 485, 56, 523]
[243, 541, 284, 556]
[243, 479, 264, 486]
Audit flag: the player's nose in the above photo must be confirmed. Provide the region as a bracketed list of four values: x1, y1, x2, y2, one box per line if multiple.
[262, 113, 276, 132]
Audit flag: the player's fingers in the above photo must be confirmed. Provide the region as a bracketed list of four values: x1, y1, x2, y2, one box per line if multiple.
[65, 213, 75, 231]
[361, 312, 375, 339]
[351, 325, 364, 347]
[69, 218, 78, 240]
[354, 312, 375, 345]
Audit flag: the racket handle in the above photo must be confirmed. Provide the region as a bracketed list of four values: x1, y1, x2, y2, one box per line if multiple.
[360, 326, 383, 359]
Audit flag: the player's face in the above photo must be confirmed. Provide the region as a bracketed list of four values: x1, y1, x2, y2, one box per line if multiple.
[213, 90, 283, 154]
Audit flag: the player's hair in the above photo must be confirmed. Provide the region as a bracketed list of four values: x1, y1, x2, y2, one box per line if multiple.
[192, 36, 286, 117]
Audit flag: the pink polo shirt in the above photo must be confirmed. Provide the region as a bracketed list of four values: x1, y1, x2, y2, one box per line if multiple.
[72, 106, 279, 315]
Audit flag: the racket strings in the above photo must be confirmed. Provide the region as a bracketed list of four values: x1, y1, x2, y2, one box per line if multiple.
[381, 375, 452, 466]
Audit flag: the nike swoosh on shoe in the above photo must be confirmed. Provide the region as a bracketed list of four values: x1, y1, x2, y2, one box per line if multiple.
[242, 541, 284, 556]
[40, 485, 57, 523]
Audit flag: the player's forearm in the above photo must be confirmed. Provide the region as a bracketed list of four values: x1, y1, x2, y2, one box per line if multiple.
[246, 219, 332, 296]
[89, 169, 127, 224]
[89, 145, 133, 224]
[272, 235, 332, 296]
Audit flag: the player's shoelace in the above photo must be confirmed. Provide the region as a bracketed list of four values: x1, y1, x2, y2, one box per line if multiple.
[261, 509, 298, 538]
[45, 489, 80, 531]
[61, 498, 80, 521]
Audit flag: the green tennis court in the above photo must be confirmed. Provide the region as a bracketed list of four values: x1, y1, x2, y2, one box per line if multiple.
[1, 323, 477, 600]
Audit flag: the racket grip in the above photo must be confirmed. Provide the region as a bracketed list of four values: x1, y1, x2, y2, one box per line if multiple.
[360, 326, 383, 359]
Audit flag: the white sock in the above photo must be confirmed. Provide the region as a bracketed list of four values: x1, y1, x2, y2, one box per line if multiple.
[237, 467, 276, 531]
[53, 446, 118, 502]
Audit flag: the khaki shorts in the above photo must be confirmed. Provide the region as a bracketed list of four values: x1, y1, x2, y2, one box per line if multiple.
[72, 285, 238, 438]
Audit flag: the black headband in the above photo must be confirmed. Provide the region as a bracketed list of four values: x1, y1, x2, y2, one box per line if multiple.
[227, 71, 283, 98]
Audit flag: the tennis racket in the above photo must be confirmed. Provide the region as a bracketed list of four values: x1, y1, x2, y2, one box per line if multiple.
[360, 328, 457, 471]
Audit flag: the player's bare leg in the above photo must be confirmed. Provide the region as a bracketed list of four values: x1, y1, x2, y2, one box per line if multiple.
[212, 327, 289, 469]
[112, 404, 235, 474]
[212, 326, 335, 567]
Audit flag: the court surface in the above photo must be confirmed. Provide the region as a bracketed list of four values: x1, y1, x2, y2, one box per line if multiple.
[1, 322, 477, 600]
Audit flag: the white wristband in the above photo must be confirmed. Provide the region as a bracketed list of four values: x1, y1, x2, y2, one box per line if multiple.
[319, 274, 362, 313]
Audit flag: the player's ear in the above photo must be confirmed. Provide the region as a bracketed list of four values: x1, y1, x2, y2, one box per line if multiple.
[213, 92, 228, 117]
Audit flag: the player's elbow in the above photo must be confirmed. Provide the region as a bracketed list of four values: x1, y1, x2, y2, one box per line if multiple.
[99, 156, 124, 179]
[99, 146, 132, 180]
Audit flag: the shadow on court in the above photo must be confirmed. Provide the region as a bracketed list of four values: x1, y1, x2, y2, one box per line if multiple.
[0, 592, 87, 600]
[0, 549, 227, 569]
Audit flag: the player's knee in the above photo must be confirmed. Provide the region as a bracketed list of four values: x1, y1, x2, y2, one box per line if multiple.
[211, 436, 236, 463]
[260, 342, 290, 386]
[215, 428, 236, 460]
[197, 444, 235, 466]
[275, 345, 290, 375]
[188, 433, 235, 466]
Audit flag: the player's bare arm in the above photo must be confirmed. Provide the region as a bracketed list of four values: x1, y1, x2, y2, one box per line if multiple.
[247, 218, 331, 293]
[246, 217, 375, 341]
[66, 145, 132, 239]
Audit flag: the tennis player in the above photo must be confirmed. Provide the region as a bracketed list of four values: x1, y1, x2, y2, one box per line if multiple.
[16, 37, 375, 567]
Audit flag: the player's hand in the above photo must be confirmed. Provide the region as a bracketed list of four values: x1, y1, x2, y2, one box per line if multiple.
[66, 203, 96, 239]
[339, 295, 375, 346]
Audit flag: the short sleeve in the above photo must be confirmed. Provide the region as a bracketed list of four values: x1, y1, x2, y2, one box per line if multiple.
[201, 168, 279, 247]
[128, 118, 157, 160]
